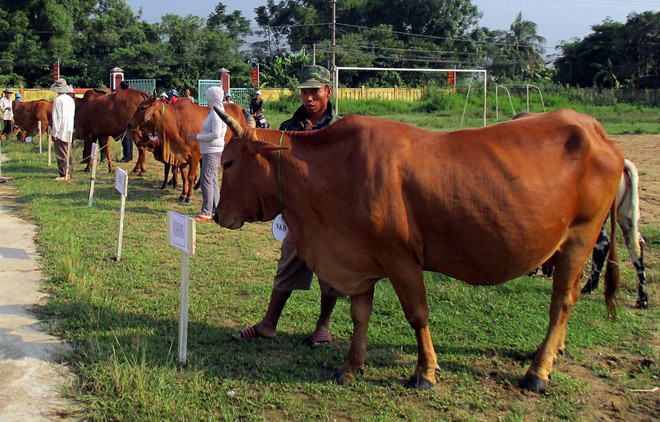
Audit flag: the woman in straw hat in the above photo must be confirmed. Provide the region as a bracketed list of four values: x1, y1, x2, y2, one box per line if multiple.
[0, 88, 14, 140]
[50, 79, 76, 180]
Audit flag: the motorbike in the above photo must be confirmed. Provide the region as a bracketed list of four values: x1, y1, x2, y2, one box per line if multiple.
[253, 111, 271, 129]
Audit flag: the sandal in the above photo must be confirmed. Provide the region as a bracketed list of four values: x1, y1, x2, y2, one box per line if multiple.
[310, 330, 333, 348]
[231, 325, 275, 341]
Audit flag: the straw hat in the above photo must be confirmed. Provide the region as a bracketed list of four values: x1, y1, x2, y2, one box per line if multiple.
[3, 88, 14, 94]
[50, 79, 71, 94]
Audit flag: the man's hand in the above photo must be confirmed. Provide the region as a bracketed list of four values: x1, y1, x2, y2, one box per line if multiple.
[186, 134, 198, 144]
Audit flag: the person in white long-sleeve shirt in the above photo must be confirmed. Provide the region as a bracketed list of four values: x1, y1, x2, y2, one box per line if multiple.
[188, 86, 227, 221]
[0, 88, 14, 140]
[50, 79, 76, 180]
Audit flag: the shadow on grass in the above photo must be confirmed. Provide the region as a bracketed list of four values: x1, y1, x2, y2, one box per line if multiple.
[38, 284, 543, 391]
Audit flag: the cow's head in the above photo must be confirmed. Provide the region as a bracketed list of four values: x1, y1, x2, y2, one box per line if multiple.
[211, 106, 287, 229]
[126, 95, 164, 151]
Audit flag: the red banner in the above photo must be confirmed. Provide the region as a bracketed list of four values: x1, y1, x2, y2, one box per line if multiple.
[447, 71, 455, 87]
[251, 68, 259, 86]
[53, 63, 60, 82]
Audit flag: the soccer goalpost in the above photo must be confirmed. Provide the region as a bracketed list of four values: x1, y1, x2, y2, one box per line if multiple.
[333, 66, 488, 127]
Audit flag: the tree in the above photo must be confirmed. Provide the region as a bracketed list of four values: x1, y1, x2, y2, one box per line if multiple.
[554, 12, 658, 88]
[506, 12, 546, 78]
[254, 0, 481, 66]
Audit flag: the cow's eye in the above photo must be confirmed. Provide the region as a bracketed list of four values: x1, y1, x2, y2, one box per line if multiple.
[223, 160, 233, 170]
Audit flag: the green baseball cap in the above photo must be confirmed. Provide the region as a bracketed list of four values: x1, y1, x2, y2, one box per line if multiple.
[297, 65, 332, 88]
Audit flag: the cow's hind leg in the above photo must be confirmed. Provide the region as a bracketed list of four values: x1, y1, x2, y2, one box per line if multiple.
[582, 226, 609, 295]
[523, 246, 588, 393]
[335, 287, 374, 385]
[620, 223, 649, 309]
[82, 139, 93, 171]
[634, 239, 648, 309]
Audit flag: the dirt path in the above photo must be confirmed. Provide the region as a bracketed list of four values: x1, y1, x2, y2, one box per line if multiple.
[0, 179, 78, 420]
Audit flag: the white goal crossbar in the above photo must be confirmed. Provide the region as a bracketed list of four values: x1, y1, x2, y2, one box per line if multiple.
[333, 66, 488, 126]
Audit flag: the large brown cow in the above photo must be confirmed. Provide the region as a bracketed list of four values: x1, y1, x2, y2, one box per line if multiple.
[126, 97, 253, 203]
[12, 100, 52, 142]
[74, 87, 148, 172]
[212, 108, 624, 393]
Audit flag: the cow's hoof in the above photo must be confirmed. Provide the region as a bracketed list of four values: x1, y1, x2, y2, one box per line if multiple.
[405, 375, 435, 391]
[83, 168, 90, 173]
[333, 371, 355, 386]
[636, 298, 649, 309]
[520, 375, 548, 393]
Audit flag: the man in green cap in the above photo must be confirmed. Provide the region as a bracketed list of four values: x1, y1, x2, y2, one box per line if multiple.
[233, 65, 342, 347]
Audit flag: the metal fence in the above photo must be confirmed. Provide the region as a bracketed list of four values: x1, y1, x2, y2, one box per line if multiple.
[125, 79, 156, 94]
[197, 80, 223, 105]
[227, 88, 255, 108]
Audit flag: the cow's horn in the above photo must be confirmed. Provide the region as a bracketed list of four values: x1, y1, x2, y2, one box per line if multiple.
[213, 106, 244, 137]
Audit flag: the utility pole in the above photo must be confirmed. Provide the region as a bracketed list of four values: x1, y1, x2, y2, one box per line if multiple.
[332, 0, 336, 72]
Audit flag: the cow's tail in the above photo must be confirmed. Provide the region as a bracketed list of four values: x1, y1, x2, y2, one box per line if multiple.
[604, 199, 619, 321]
[624, 159, 641, 258]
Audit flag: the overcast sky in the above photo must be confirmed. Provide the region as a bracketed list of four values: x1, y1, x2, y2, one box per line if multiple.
[125, 0, 658, 57]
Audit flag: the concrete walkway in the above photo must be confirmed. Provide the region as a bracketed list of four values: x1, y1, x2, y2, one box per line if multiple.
[0, 158, 78, 420]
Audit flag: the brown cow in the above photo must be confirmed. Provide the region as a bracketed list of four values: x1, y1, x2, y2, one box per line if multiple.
[74, 87, 148, 172]
[212, 108, 624, 393]
[12, 100, 52, 142]
[126, 98, 255, 201]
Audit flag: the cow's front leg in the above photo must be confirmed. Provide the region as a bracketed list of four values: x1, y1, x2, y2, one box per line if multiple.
[389, 266, 437, 390]
[102, 136, 114, 173]
[184, 157, 199, 203]
[335, 287, 374, 385]
[132, 147, 147, 175]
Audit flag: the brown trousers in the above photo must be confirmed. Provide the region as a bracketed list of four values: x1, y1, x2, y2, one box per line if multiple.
[273, 233, 342, 297]
[54, 138, 72, 177]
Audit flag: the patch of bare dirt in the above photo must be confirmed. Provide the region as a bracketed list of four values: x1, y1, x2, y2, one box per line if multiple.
[614, 135, 660, 225]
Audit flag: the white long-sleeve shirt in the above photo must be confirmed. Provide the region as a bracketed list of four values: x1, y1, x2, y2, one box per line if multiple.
[51, 94, 75, 142]
[0, 96, 13, 120]
[196, 86, 226, 154]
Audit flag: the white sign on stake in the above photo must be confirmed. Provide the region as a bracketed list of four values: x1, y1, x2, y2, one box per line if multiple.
[115, 168, 128, 261]
[167, 211, 196, 365]
[115, 167, 128, 196]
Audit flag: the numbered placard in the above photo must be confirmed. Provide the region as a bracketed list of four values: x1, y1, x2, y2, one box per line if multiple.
[272, 214, 288, 241]
[168, 211, 196, 255]
[114, 167, 128, 196]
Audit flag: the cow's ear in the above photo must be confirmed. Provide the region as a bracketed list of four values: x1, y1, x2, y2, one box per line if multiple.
[257, 143, 288, 154]
[144, 106, 155, 122]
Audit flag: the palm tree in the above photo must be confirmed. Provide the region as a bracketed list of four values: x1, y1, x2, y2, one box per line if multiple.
[592, 59, 621, 89]
[508, 12, 546, 77]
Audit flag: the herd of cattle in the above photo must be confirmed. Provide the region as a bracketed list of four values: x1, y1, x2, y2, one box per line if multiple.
[11, 87, 650, 392]
[12, 86, 254, 202]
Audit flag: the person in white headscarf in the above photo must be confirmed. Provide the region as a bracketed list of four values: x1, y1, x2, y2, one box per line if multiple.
[187, 86, 226, 221]
[50, 79, 76, 180]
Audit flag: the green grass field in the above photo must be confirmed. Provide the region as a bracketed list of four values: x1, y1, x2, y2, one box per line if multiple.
[1, 104, 658, 420]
